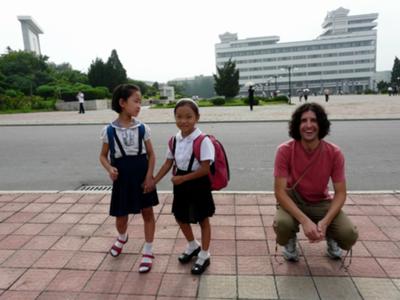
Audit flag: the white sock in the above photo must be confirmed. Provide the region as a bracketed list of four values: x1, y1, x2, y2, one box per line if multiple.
[195, 249, 210, 265]
[110, 233, 128, 256]
[184, 240, 200, 254]
[143, 242, 153, 254]
[119, 233, 128, 242]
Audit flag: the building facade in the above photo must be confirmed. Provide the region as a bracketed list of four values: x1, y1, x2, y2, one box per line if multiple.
[215, 7, 378, 95]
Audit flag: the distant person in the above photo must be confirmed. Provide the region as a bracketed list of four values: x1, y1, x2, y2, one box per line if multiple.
[154, 99, 216, 275]
[99, 84, 159, 273]
[298, 90, 303, 102]
[248, 85, 255, 111]
[273, 103, 358, 264]
[303, 89, 309, 102]
[388, 86, 393, 96]
[77, 91, 85, 114]
[324, 88, 330, 102]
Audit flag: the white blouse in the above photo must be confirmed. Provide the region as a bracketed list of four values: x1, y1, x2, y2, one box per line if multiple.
[166, 128, 215, 171]
[100, 119, 150, 158]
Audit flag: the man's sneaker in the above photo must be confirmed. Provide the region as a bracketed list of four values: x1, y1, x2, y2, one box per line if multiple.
[282, 237, 299, 262]
[326, 238, 342, 259]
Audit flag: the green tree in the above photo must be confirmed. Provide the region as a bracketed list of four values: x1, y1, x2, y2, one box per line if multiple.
[49, 62, 88, 84]
[391, 56, 400, 85]
[377, 80, 389, 93]
[0, 50, 52, 95]
[88, 58, 108, 88]
[106, 49, 127, 92]
[213, 59, 239, 98]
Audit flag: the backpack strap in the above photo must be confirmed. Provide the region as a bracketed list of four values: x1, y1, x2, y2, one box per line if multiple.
[192, 133, 207, 162]
[112, 127, 126, 157]
[168, 136, 177, 175]
[137, 123, 145, 155]
[106, 124, 116, 164]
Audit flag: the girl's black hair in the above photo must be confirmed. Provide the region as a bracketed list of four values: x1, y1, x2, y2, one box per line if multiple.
[174, 98, 199, 116]
[289, 102, 331, 140]
[111, 84, 141, 113]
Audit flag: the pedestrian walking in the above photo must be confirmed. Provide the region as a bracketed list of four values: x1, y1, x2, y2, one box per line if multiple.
[248, 85, 255, 111]
[77, 91, 85, 114]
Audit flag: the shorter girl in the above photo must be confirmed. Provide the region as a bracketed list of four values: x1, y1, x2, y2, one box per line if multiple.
[154, 98, 215, 275]
[99, 84, 158, 273]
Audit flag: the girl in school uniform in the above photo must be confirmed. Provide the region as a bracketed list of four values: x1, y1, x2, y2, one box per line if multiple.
[99, 84, 159, 273]
[154, 98, 215, 275]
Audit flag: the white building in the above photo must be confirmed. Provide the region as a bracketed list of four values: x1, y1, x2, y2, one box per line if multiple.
[17, 16, 43, 55]
[215, 7, 378, 95]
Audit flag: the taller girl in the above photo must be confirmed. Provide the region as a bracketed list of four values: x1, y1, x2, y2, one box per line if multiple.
[154, 98, 215, 275]
[99, 84, 158, 273]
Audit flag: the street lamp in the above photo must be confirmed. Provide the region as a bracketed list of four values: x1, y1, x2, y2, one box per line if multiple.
[269, 76, 278, 96]
[280, 66, 296, 104]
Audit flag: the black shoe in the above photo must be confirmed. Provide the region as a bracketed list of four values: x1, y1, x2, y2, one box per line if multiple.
[191, 258, 210, 275]
[178, 246, 201, 264]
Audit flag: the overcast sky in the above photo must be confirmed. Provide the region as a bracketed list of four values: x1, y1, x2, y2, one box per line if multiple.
[1, 0, 399, 83]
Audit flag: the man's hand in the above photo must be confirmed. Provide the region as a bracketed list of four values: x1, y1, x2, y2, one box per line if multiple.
[302, 219, 324, 243]
[316, 219, 329, 240]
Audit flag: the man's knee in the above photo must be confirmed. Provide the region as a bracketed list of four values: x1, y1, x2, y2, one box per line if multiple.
[335, 226, 358, 250]
[273, 213, 298, 245]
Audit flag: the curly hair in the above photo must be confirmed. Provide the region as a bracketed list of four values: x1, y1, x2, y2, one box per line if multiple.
[289, 103, 331, 140]
[111, 84, 141, 113]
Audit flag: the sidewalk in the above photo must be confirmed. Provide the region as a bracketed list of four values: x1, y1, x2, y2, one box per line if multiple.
[0, 191, 399, 299]
[1, 95, 400, 126]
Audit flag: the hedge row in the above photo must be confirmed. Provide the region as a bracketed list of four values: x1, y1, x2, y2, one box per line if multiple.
[35, 85, 110, 101]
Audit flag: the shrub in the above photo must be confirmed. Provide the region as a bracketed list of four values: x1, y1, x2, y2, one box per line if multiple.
[242, 97, 260, 105]
[270, 95, 289, 102]
[4, 89, 22, 98]
[211, 97, 225, 106]
[36, 85, 57, 99]
[82, 87, 109, 100]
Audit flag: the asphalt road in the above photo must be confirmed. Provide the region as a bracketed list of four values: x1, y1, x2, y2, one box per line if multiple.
[0, 120, 399, 191]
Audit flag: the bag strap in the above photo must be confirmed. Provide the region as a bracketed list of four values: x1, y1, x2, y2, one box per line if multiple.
[137, 123, 145, 155]
[291, 142, 323, 189]
[113, 127, 126, 157]
[107, 125, 116, 163]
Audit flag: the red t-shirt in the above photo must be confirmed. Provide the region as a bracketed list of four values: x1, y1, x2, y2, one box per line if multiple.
[274, 139, 345, 203]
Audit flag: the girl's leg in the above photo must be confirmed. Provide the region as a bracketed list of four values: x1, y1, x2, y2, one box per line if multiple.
[177, 220, 195, 242]
[176, 220, 201, 263]
[116, 215, 129, 235]
[191, 217, 211, 275]
[141, 207, 155, 243]
[110, 215, 129, 257]
[139, 207, 156, 273]
[199, 217, 211, 251]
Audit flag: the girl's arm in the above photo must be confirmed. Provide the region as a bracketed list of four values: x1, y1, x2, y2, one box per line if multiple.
[143, 139, 156, 192]
[154, 159, 174, 184]
[99, 143, 118, 181]
[171, 160, 210, 186]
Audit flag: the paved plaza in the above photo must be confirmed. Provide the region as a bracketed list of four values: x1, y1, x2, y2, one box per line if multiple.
[0, 192, 399, 299]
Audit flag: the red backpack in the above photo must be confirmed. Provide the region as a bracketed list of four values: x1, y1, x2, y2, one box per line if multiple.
[168, 133, 230, 190]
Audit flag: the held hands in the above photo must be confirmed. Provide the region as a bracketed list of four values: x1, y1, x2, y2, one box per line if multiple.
[171, 175, 185, 186]
[108, 167, 119, 181]
[142, 176, 156, 194]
